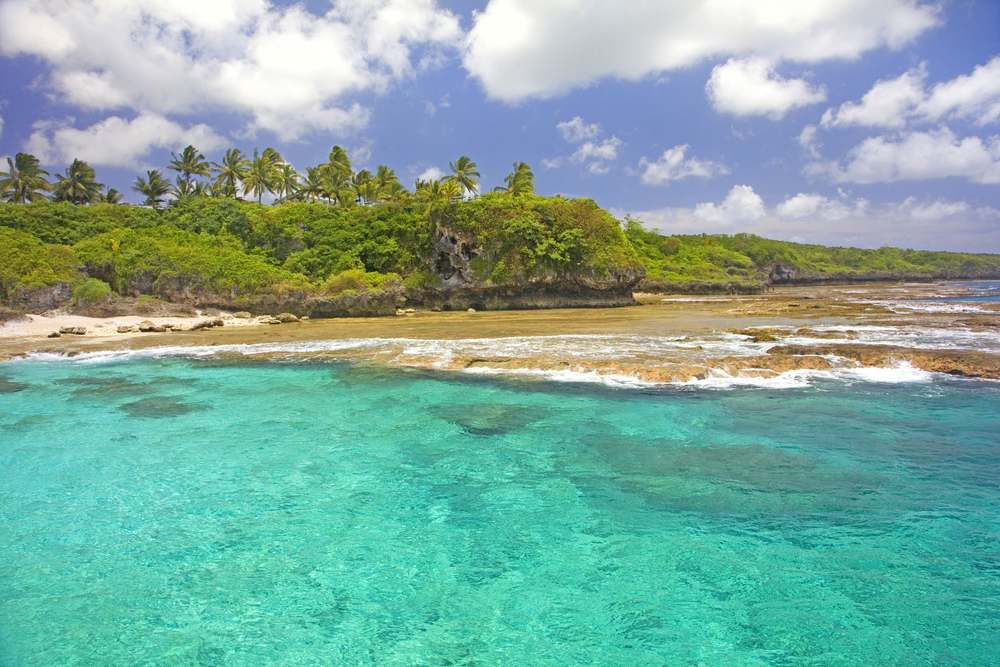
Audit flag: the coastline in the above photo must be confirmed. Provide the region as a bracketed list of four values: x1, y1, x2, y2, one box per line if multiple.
[2, 282, 998, 383]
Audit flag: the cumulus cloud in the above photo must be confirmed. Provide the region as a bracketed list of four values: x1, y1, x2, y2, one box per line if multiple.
[616, 196, 999, 252]
[805, 127, 1000, 184]
[25, 113, 227, 168]
[547, 117, 621, 174]
[822, 57, 1000, 129]
[798, 125, 822, 158]
[776, 192, 867, 221]
[694, 185, 766, 226]
[0, 0, 462, 139]
[899, 197, 971, 220]
[417, 166, 445, 181]
[638, 145, 728, 185]
[464, 0, 939, 102]
[706, 58, 826, 119]
[557, 117, 601, 143]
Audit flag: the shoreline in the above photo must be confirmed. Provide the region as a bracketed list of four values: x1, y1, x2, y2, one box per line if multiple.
[2, 283, 998, 383]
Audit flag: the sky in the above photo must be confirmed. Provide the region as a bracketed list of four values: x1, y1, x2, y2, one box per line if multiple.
[1, 0, 998, 252]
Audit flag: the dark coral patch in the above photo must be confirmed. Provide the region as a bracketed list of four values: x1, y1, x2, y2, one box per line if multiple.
[118, 396, 208, 418]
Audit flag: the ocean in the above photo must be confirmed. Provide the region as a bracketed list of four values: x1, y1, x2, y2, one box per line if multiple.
[1, 286, 999, 665]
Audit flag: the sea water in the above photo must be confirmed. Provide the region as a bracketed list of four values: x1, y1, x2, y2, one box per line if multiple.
[1, 352, 998, 666]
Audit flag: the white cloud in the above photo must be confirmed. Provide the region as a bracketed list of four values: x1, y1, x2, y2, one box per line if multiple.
[798, 125, 822, 158]
[821, 57, 1000, 129]
[805, 127, 1000, 184]
[0, 112, 4, 139]
[547, 117, 620, 174]
[776, 192, 866, 221]
[464, 0, 939, 102]
[417, 166, 445, 181]
[920, 56, 1000, 126]
[694, 185, 766, 226]
[24, 112, 226, 168]
[616, 197, 1000, 253]
[706, 57, 826, 119]
[0, 0, 462, 139]
[822, 65, 928, 129]
[557, 116, 601, 143]
[571, 138, 621, 163]
[899, 197, 971, 220]
[638, 145, 728, 185]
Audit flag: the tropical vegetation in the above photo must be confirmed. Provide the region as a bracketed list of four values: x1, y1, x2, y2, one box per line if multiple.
[1, 144, 998, 311]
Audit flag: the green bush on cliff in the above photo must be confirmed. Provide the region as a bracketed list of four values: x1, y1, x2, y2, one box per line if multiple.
[323, 269, 402, 297]
[0, 227, 80, 298]
[72, 226, 311, 296]
[623, 219, 761, 286]
[445, 194, 639, 282]
[72, 278, 111, 303]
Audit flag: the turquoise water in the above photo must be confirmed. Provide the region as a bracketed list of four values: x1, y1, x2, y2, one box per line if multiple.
[1, 355, 998, 666]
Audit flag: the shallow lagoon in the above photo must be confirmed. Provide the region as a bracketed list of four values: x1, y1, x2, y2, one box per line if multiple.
[1, 355, 998, 666]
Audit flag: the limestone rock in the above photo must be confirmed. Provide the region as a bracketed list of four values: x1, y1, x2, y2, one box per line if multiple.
[190, 317, 224, 330]
[233, 311, 252, 319]
[59, 326, 87, 335]
[117, 324, 138, 333]
[258, 316, 282, 325]
[276, 312, 299, 323]
[138, 320, 167, 333]
[47, 331, 61, 338]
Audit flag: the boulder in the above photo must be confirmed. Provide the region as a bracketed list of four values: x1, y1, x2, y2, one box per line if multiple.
[117, 324, 138, 333]
[47, 331, 61, 338]
[58, 326, 87, 335]
[276, 312, 299, 323]
[137, 320, 167, 333]
[190, 317, 224, 330]
[258, 316, 282, 325]
[233, 311, 252, 319]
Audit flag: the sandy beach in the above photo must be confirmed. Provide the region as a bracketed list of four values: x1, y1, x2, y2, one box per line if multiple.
[2, 283, 998, 382]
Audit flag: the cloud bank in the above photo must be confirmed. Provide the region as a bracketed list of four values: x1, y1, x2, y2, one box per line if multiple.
[464, 0, 939, 102]
[0, 0, 462, 140]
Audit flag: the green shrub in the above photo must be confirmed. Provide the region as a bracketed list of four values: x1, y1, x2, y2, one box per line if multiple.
[73, 278, 112, 303]
[0, 227, 80, 298]
[322, 269, 401, 297]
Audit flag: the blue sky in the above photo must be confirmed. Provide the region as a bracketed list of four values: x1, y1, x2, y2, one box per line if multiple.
[1, 0, 998, 251]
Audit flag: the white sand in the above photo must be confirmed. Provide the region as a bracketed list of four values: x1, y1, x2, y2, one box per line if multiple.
[0, 312, 265, 339]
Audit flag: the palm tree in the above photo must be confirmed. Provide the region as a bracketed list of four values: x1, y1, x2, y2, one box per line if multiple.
[168, 145, 210, 191]
[273, 164, 301, 203]
[495, 161, 536, 197]
[191, 181, 212, 198]
[99, 188, 124, 204]
[380, 181, 409, 204]
[174, 175, 194, 197]
[132, 170, 175, 208]
[211, 148, 250, 199]
[52, 158, 104, 204]
[243, 148, 277, 203]
[0, 152, 52, 203]
[299, 166, 326, 203]
[326, 145, 353, 182]
[444, 156, 480, 199]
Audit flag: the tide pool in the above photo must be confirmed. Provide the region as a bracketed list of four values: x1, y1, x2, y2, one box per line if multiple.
[1, 356, 998, 666]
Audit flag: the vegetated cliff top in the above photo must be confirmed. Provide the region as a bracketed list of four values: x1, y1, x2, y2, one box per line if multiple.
[1, 199, 999, 307]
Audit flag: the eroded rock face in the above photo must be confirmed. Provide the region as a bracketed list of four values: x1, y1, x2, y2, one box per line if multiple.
[9, 282, 73, 312]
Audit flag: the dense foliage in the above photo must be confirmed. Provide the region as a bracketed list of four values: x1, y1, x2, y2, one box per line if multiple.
[624, 217, 1000, 286]
[2, 198, 999, 308]
[0, 227, 80, 298]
